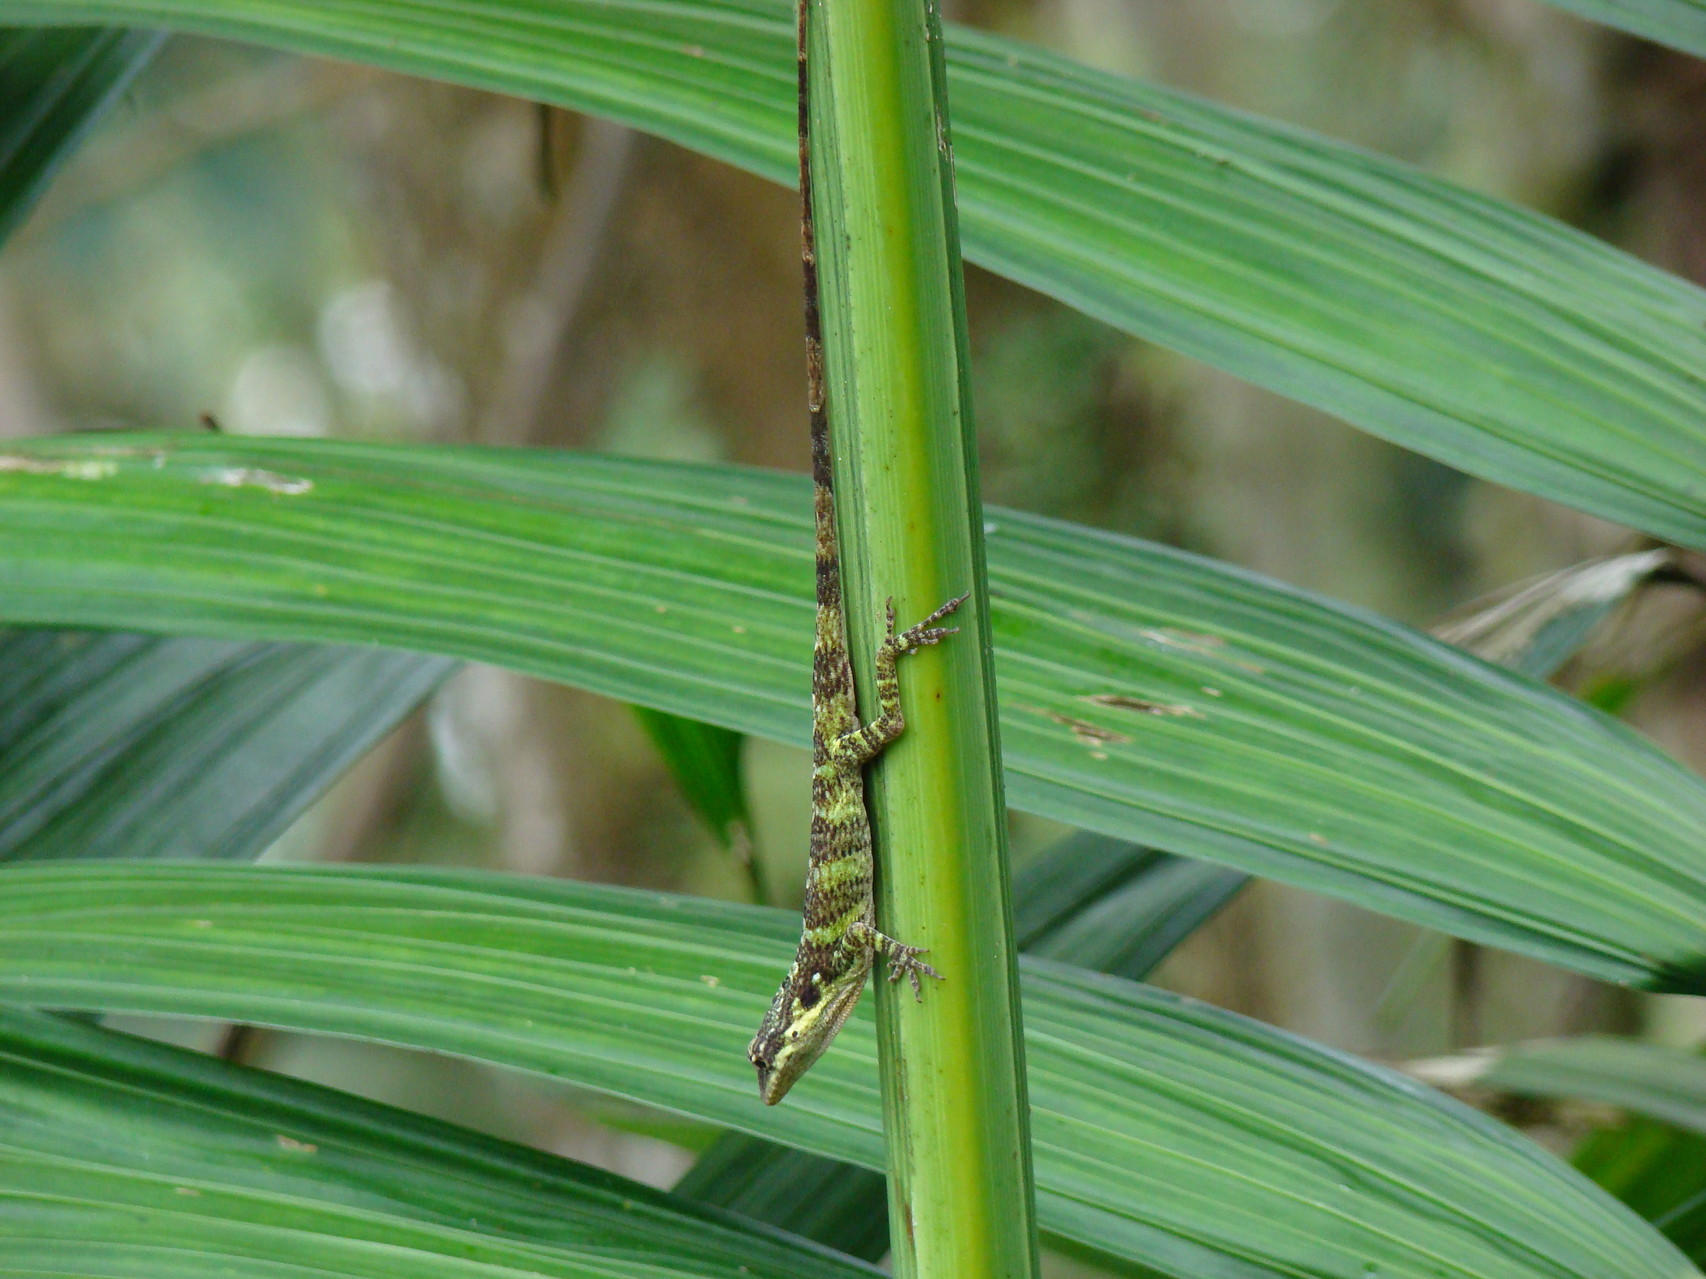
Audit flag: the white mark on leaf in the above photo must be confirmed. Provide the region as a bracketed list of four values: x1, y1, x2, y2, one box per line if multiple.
[0, 456, 118, 480]
[201, 467, 314, 495]
[1084, 693, 1202, 719]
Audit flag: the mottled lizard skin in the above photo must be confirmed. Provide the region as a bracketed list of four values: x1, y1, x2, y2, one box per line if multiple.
[746, 0, 965, 1105]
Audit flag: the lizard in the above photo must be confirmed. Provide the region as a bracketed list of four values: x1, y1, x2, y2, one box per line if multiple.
[746, 0, 967, 1106]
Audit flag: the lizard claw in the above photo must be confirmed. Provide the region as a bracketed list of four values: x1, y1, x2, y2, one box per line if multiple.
[883, 942, 944, 1001]
[856, 921, 945, 1000]
[889, 592, 970, 656]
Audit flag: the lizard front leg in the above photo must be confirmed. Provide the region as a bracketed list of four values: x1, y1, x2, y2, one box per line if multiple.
[835, 593, 970, 765]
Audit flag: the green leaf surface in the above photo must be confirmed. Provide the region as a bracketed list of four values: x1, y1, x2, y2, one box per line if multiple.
[0, 861, 1688, 1279]
[7, 2, 1706, 547]
[0, 628, 453, 862]
[0, 435, 1701, 989]
[0, 26, 160, 243]
[633, 708, 750, 853]
[1014, 832, 1245, 980]
[0, 1007, 877, 1279]
[1532, 0, 1706, 59]
[1577, 1117, 1706, 1264]
[1487, 1038, 1706, 1134]
[674, 1134, 890, 1262]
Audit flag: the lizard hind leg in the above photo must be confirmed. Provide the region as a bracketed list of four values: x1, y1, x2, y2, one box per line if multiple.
[888, 592, 970, 657]
[850, 919, 944, 999]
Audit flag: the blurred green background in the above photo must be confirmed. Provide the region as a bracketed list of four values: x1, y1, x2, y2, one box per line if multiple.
[6, 0, 1705, 1240]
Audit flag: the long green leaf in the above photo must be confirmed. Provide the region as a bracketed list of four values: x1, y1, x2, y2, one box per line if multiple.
[0, 629, 453, 862]
[0, 26, 160, 242]
[1485, 1039, 1706, 1134]
[0, 435, 1701, 989]
[0, 862, 1688, 1279]
[0, 1007, 876, 1279]
[7, 2, 1706, 547]
[1458, 1034, 1706, 1260]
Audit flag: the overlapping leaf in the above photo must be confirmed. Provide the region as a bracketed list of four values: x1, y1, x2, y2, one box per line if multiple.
[0, 862, 1688, 1279]
[1014, 832, 1245, 979]
[0, 435, 1701, 987]
[1433, 550, 1674, 681]
[676, 1135, 889, 1261]
[0, 1006, 876, 1279]
[1530, 0, 1706, 59]
[0, 26, 160, 242]
[1577, 1117, 1706, 1263]
[1487, 1038, 1706, 1134]
[6, 0, 1706, 546]
[0, 629, 452, 862]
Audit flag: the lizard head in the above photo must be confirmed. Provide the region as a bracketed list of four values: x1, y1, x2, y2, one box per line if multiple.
[748, 961, 869, 1105]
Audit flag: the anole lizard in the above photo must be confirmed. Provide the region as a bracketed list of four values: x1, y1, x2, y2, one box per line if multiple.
[746, 0, 967, 1106]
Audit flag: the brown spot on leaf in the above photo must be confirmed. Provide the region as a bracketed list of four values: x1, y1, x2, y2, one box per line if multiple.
[1041, 710, 1132, 746]
[1085, 694, 1202, 718]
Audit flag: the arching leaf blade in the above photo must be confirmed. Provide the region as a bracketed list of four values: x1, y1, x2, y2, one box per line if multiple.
[0, 434, 1702, 990]
[4, 1, 1706, 545]
[0, 1008, 875, 1279]
[1485, 1039, 1706, 1135]
[0, 862, 1686, 1279]
[1013, 832, 1246, 980]
[674, 1136, 889, 1262]
[0, 629, 453, 862]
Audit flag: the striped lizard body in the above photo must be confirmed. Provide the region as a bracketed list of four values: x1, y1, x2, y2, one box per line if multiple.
[746, 0, 965, 1106]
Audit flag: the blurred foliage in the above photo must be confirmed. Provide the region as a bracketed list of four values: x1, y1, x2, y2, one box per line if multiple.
[1578, 1116, 1706, 1261]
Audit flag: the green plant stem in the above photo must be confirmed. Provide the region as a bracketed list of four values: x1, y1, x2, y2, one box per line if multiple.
[806, 0, 1038, 1274]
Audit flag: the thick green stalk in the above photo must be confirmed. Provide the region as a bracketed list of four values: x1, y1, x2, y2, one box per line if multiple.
[806, 0, 1039, 1275]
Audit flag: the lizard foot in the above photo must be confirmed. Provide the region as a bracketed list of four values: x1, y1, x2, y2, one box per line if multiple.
[884, 593, 970, 657]
[883, 942, 944, 1000]
[872, 930, 945, 1000]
